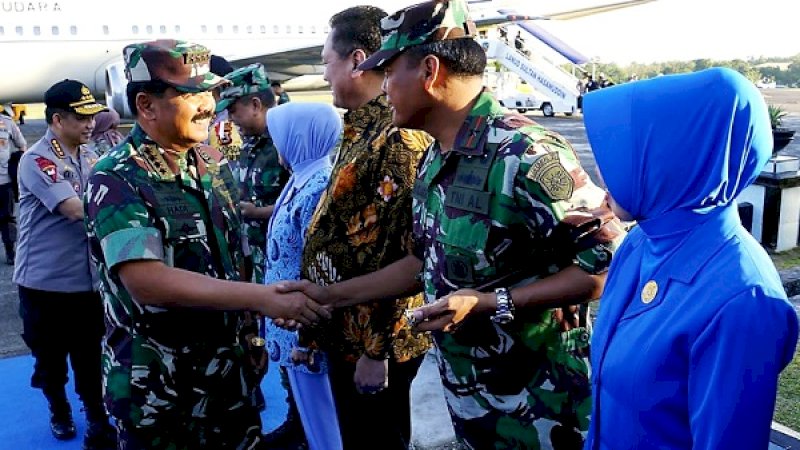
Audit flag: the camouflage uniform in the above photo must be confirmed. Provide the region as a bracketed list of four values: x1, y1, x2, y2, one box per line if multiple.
[218, 64, 289, 284]
[360, 2, 624, 449]
[237, 134, 287, 283]
[84, 40, 264, 449]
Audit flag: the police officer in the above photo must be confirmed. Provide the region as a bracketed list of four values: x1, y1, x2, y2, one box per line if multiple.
[0, 105, 26, 263]
[83, 40, 328, 449]
[14, 79, 115, 449]
[283, 1, 625, 448]
[216, 63, 288, 285]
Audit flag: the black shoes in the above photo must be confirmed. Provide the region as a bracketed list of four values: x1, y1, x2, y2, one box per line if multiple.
[49, 408, 77, 441]
[82, 419, 116, 450]
[82, 404, 117, 450]
[5, 249, 13, 265]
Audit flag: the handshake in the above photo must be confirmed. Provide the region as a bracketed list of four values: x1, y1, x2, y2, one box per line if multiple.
[268, 279, 494, 333]
[268, 279, 336, 329]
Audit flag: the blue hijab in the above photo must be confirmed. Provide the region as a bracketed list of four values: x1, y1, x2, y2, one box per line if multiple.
[585, 67, 772, 229]
[585, 68, 772, 275]
[266, 102, 341, 233]
[582, 68, 793, 449]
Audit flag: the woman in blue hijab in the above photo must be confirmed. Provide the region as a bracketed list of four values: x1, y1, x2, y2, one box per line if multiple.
[583, 68, 798, 449]
[263, 102, 343, 450]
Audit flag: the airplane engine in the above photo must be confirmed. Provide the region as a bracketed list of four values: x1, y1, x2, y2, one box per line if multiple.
[104, 61, 132, 118]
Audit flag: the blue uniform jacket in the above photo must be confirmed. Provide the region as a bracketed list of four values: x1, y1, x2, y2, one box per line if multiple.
[583, 68, 799, 449]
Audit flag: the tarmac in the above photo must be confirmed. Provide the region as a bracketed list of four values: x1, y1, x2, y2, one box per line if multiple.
[3, 91, 800, 449]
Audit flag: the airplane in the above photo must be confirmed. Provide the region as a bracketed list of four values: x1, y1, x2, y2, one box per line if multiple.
[0, 0, 655, 114]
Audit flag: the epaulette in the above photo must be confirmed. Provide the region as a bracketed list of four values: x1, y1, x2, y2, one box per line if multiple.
[50, 139, 66, 159]
[139, 144, 175, 181]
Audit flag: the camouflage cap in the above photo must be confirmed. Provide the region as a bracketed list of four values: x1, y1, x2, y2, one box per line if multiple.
[358, 0, 476, 71]
[123, 39, 230, 93]
[215, 63, 271, 113]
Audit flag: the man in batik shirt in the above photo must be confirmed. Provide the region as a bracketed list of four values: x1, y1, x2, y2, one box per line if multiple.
[297, 6, 432, 450]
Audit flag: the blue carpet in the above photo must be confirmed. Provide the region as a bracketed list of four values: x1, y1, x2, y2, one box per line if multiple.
[0, 355, 290, 449]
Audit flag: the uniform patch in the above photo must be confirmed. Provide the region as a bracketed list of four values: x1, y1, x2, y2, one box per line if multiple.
[35, 157, 58, 182]
[526, 152, 574, 201]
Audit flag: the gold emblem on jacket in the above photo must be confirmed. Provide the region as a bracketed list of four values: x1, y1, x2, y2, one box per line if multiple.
[641, 280, 658, 304]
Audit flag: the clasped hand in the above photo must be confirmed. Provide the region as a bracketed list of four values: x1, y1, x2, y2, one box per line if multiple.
[405, 289, 495, 333]
[271, 280, 333, 330]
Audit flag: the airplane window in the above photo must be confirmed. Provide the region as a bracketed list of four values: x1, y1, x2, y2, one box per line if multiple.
[260, 25, 266, 34]
[286, 25, 291, 34]
[233, 25, 239, 34]
[146, 25, 153, 34]
[311, 26, 316, 34]
[160, 25, 166, 34]
[201, 25, 207, 33]
[70, 26, 77, 35]
[175, 25, 181, 33]
[33, 26, 40, 36]
[15, 26, 22, 36]
[0, 26, 4, 36]
[298, 26, 303, 34]
[51, 26, 58, 35]
[217, 25, 223, 33]
[103, 25, 109, 35]
[246, 25, 252, 34]
[132, 25, 139, 34]
[273, 25, 279, 34]
[323, 25, 330, 34]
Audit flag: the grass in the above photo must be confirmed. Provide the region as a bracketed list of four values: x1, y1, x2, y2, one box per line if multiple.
[776, 346, 800, 430]
[771, 246, 800, 270]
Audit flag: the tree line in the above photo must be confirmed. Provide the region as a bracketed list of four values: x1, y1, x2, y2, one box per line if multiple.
[587, 54, 800, 87]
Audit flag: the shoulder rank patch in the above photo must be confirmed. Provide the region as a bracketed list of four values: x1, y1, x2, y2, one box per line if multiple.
[35, 157, 58, 183]
[526, 152, 574, 201]
[139, 145, 175, 181]
[50, 139, 66, 159]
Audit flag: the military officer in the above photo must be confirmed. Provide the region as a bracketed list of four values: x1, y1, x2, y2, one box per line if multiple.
[216, 63, 288, 284]
[83, 40, 328, 449]
[15, 79, 115, 449]
[0, 105, 26, 263]
[282, 1, 625, 448]
[208, 55, 245, 183]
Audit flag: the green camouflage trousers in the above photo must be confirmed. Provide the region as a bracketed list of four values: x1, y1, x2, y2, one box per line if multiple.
[435, 308, 591, 450]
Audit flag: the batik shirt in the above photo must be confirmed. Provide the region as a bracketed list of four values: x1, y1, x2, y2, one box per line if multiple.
[301, 95, 432, 363]
[84, 125, 262, 447]
[239, 133, 288, 284]
[412, 92, 623, 449]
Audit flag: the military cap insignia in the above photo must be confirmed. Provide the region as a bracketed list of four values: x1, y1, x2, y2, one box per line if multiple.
[81, 85, 91, 96]
[50, 139, 66, 159]
[526, 151, 574, 201]
[641, 280, 658, 304]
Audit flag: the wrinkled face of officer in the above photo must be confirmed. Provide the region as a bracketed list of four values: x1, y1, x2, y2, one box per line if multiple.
[53, 111, 96, 147]
[141, 88, 216, 149]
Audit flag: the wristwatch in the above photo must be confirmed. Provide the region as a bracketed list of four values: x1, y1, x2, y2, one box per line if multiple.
[491, 287, 515, 325]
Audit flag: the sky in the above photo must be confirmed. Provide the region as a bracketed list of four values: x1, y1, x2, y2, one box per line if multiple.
[524, 0, 799, 65]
